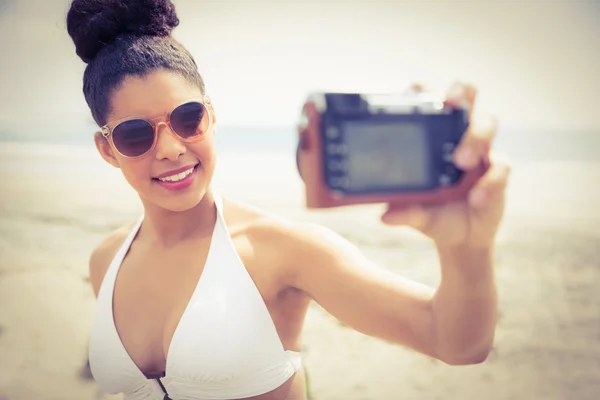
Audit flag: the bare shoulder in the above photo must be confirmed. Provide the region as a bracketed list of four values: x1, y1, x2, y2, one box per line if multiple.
[88, 223, 136, 297]
[221, 197, 348, 283]
[221, 196, 325, 238]
[220, 197, 299, 253]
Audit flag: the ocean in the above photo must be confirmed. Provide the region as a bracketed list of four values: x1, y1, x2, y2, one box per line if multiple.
[1, 123, 600, 162]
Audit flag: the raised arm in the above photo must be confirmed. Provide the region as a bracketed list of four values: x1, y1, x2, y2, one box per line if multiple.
[284, 221, 497, 365]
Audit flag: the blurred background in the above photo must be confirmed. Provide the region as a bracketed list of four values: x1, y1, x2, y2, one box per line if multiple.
[0, 0, 599, 399]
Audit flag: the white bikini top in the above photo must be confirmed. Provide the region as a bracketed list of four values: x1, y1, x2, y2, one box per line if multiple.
[88, 194, 302, 400]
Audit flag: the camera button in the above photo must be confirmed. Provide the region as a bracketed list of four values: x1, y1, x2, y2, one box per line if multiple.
[326, 126, 340, 139]
[439, 174, 452, 186]
[328, 160, 345, 171]
[326, 144, 347, 155]
[328, 176, 350, 189]
[443, 142, 455, 152]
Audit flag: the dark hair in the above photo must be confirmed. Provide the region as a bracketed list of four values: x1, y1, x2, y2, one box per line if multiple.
[66, 0, 205, 126]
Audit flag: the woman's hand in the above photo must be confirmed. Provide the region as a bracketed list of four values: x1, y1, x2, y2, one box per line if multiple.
[381, 82, 511, 249]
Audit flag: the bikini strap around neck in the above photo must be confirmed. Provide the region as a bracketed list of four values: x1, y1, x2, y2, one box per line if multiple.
[212, 190, 224, 216]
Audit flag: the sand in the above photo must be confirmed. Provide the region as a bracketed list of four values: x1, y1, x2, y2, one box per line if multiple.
[0, 142, 599, 400]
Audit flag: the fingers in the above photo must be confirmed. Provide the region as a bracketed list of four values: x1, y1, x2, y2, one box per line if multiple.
[468, 152, 511, 209]
[381, 203, 432, 231]
[410, 81, 497, 172]
[444, 82, 477, 118]
[441, 81, 496, 170]
[410, 82, 429, 93]
[454, 113, 497, 170]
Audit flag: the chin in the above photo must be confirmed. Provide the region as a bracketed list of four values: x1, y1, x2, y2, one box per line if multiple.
[158, 196, 202, 213]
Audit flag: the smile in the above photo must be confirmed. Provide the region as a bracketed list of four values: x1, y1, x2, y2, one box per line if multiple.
[158, 166, 195, 182]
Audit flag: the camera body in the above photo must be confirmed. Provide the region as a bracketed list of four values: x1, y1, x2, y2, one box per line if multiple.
[296, 91, 489, 209]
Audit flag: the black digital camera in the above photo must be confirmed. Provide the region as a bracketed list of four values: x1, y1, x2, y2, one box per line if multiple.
[296, 90, 487, 208]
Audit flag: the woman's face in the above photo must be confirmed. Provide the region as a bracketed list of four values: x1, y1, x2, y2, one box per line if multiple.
[95, 69, 217, 212]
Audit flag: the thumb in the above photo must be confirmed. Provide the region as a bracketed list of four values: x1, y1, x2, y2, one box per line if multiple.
[381, 204, 433, 232]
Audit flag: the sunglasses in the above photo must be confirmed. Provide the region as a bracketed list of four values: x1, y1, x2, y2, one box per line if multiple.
[100, 96, 213, 158]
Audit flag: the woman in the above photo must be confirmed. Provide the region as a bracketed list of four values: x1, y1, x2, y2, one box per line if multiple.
[66, 0, 510, 399]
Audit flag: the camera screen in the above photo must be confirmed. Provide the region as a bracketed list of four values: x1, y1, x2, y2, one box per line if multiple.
[341, 120, 431, 192]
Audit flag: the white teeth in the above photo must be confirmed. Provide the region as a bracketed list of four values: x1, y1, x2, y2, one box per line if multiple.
[158, 166, 195, 182]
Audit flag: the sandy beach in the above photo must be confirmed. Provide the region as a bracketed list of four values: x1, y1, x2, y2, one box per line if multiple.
[0, 142, 599, 400]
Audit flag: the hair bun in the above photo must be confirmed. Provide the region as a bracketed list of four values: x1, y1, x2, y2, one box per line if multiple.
[67, 0, 179, 63]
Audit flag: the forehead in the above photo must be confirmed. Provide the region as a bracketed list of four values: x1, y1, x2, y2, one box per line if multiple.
[108, 69, 203, 121]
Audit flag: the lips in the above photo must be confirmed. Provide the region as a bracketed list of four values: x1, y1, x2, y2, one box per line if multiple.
[153, 163, 200, 180]
[153, 163, 200, 191]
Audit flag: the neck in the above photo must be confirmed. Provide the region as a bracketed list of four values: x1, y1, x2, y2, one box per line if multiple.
[139, 188, 218, 247]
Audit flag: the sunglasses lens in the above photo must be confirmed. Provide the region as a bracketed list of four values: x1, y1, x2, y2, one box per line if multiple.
[170, 101, 209, 139]
[112, 119, 155, 157]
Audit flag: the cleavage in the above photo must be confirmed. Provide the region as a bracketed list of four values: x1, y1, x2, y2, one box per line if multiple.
[112, 233, 214, 376]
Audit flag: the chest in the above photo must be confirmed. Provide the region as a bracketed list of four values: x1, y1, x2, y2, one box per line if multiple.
[110, 233, 290, 377]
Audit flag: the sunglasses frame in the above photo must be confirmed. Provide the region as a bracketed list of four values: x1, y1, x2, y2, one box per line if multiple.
[99, 95, 213, 159]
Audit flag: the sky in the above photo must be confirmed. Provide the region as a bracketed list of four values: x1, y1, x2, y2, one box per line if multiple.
[0, 0, 599, 134]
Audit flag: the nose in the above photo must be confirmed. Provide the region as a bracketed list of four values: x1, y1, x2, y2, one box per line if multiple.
[154, 122, 186, 161]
